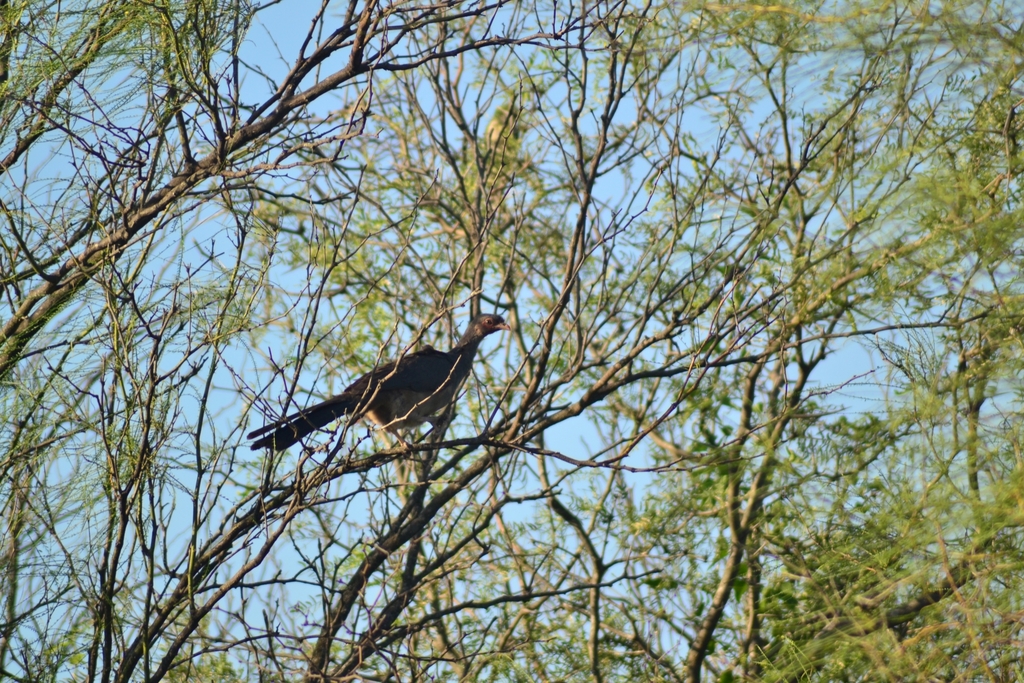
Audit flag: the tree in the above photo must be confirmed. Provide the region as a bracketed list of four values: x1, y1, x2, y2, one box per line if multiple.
[2, 0, 1024, 681]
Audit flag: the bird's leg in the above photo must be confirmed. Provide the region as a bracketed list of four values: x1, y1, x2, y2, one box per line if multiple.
[423, 415, 442, 434]
[380, 426, 411, 449]
[424, 409, 455, 442]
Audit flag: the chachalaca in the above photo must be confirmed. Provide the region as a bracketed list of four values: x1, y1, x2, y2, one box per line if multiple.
[248, 313, 510, 450]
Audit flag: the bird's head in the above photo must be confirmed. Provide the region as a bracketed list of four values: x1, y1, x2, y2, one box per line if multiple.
[459, 313, 511, 346]
[476, 314, 511, 335]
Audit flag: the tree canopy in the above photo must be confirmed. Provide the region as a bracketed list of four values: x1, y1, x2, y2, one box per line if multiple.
[2, 0, 1024, 681]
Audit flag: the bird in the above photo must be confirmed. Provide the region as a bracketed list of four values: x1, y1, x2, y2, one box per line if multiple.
[248, 313, 510, 451]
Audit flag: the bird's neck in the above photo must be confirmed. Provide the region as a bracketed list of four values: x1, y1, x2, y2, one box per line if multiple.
[452, 335, 483, 362]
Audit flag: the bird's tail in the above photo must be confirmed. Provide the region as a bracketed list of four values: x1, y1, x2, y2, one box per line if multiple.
[247, 394, 356, 451]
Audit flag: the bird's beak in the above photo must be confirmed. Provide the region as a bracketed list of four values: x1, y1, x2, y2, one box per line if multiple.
[496, 322, 511, 332]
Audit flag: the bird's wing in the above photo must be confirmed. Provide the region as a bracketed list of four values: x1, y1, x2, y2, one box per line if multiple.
[346, 346, 461, 398]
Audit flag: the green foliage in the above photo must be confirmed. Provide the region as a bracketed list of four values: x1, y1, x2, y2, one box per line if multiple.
[4, 0, 1024, 682]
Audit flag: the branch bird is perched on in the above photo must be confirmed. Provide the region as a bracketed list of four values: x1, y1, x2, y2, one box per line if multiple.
[248, 314, 511, 451]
